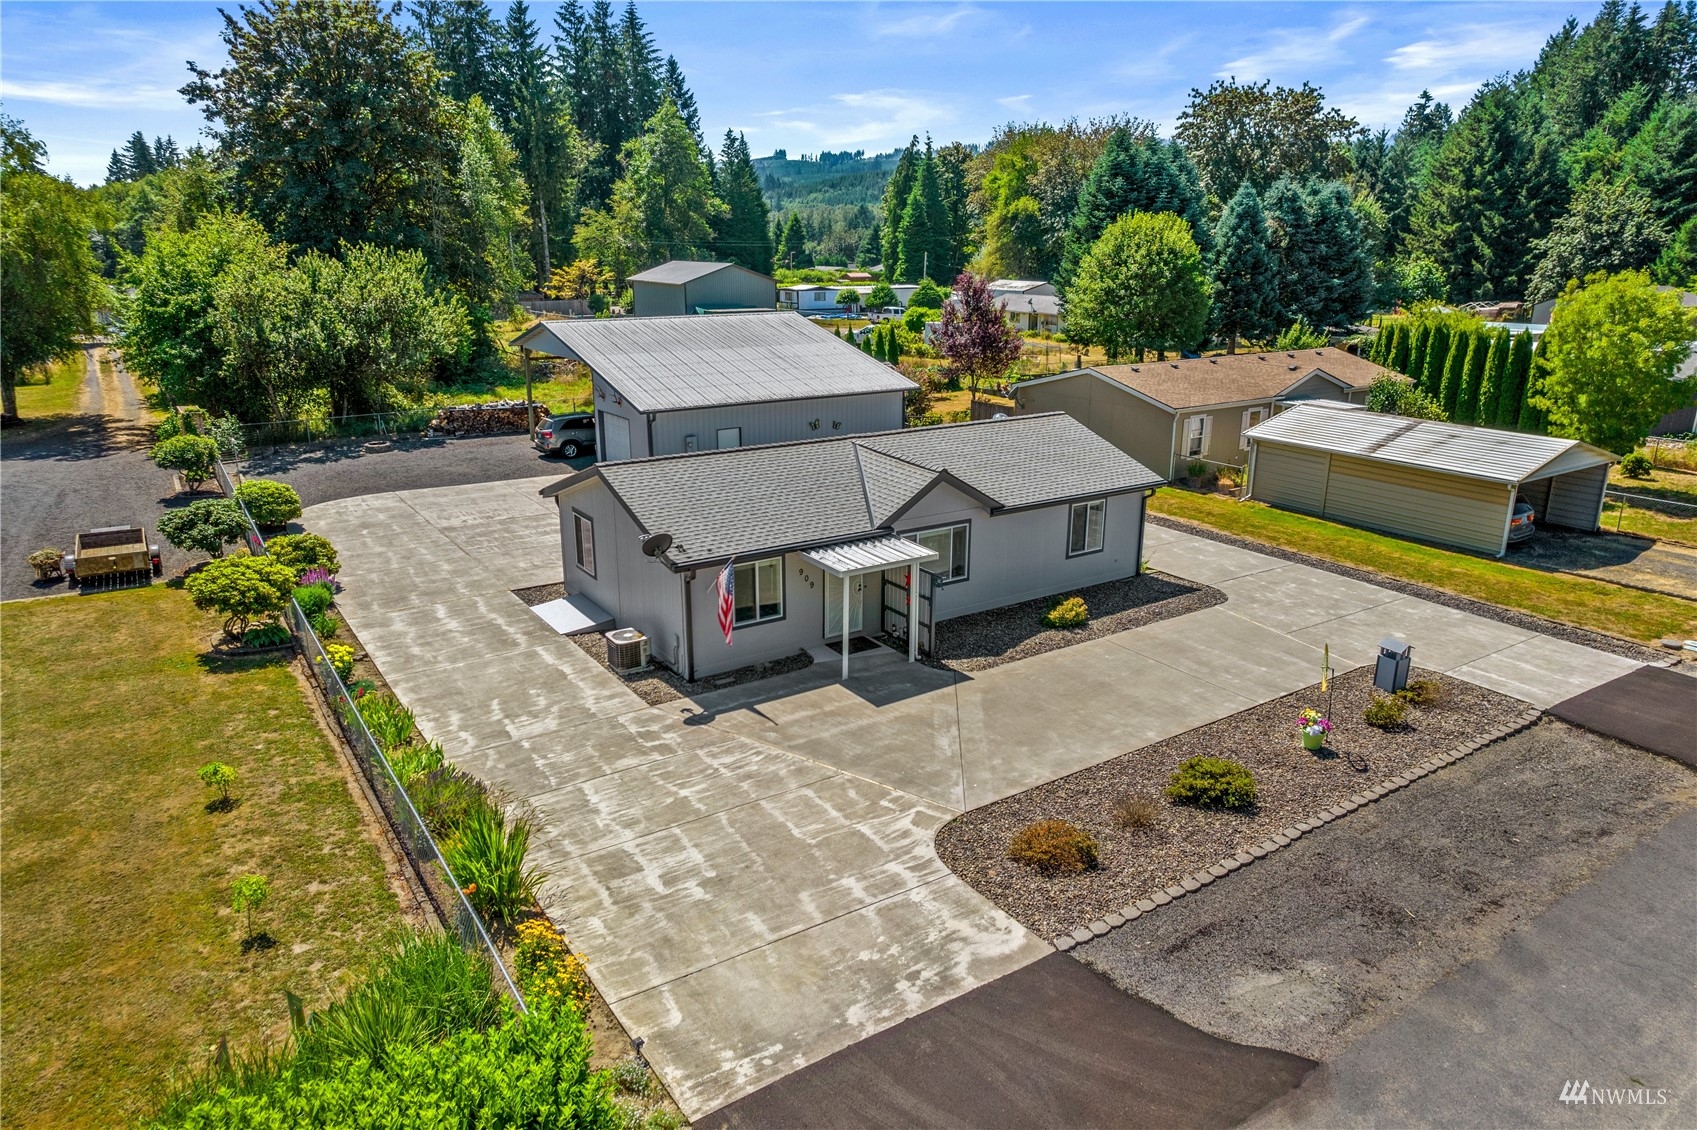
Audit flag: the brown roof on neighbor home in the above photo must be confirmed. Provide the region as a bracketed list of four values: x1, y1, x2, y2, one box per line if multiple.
[1084, 349, 1390, 410]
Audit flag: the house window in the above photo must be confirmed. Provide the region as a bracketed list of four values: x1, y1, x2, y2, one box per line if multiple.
[1240, 407, 1266, 450]
[717, 427, 741, 449]
[1184, 415, 1211, 458]
[573, 511, 596, 576]
[911, 522, 969, 582]
[732, 557, 783, 625]
[1068, 499, 1105, 556]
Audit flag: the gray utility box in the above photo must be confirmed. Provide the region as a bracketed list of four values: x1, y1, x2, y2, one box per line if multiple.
[1375, 637, 1412, 694]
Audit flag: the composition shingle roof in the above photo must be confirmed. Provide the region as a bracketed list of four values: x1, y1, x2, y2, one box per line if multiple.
[1246, 403, 1615, 484]
[626, 260, 742, 284]
[516, 310, 915, 413]
[1074, 349, 1390, 410]
[541, 413, 1165, 566]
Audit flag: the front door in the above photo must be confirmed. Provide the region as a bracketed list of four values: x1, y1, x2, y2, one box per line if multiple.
[824, 573, 865, 638]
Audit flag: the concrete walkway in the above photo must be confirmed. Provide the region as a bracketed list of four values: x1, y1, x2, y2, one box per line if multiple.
[306, 478, 1641, 1117]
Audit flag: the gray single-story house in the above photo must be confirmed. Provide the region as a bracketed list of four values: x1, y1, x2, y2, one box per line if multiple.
[1014, 349, 1391, 480]
[1245, 403, 1616, 557]
[513, 311, 914, 460]
[540, 413, 1164, 680]
[628, 260, 776, 316]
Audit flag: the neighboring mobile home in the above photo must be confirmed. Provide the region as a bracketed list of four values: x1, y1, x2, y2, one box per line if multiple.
[540, 414, 1164, 680]
[1245, 403, 1616, 557]
[512, 311, 914, 460]
[1014, 349, 1389, 479]
[627, 260, 776, 316]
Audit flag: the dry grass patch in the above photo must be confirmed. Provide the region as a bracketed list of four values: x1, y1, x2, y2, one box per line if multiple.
[0, 585, 407, 1129]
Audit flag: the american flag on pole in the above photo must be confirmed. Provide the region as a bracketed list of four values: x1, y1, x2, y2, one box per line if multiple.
[715, 561, 735, 645]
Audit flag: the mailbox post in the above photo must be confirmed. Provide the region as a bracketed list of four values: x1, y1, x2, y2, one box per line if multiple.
[1375, 637, 1412, 694]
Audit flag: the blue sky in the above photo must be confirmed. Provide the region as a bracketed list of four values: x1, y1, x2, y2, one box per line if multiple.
[4, 1, 1601, 186]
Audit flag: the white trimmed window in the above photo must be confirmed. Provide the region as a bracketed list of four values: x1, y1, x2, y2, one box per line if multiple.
[733, 557, 784, 625]
[573, 512, 596, 576]
[1241, 407, 1266, 450]
[1068, 499, 1105, 556]
[1184, 415, 1211, 457]
[912, 523, 969, 582]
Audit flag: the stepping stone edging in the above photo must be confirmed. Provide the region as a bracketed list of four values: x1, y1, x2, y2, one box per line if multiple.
[1051, 708, 1542, 952]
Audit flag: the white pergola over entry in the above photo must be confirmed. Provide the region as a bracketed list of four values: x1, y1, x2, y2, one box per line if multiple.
[801, 536, 940, 679]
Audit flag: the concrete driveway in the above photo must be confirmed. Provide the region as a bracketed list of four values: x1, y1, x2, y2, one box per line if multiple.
[306, 477, 1641, 1117]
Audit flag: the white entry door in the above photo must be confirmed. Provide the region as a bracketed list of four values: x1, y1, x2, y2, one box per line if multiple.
[603, 413, 631, 461]
[823, 573, 865, 638]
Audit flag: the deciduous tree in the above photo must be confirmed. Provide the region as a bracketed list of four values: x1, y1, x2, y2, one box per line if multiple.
[1, 164, 104, 421]
[936, 272, 1024, 408]
[1065, 212, 1210, 362]
[1174, 78, 1360, 200]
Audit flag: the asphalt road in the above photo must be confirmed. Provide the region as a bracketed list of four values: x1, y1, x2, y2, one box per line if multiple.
[241, 432, 589, 507]
[0, 347, 185, 603]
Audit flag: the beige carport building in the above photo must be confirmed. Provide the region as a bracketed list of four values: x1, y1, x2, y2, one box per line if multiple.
[1245, 404, 1616, 557]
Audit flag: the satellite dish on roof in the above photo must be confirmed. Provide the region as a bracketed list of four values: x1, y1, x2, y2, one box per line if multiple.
[640, 532, 674, 558]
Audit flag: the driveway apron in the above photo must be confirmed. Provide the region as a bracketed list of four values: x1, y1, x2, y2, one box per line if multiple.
[308, 478, 1641, 1116]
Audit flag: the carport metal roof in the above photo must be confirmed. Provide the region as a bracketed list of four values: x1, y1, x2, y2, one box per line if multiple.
[1245, 403, 1616, 485]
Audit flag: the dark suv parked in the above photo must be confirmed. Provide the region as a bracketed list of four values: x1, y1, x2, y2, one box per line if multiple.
[534, 413, 596, 458]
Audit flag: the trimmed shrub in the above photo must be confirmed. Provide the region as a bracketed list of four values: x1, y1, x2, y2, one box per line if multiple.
[158, 498, 248, 557]
[323, 642, 355, 682]
[151, 434, 220, 490]
[1007, 819, 1099, 874]
[443, 802, 547, 925]
[1620, 451, 1654, 479]
[1364, 695, 1409, 729]
[1396, 678, 1442, 706]
[1165, 756, 1257, 810]
[1114, 795, 1160, 830]
[184, 554, 297, 637]
[235, 479, 303, 527]
[266, 533, 340, 577]
[242, 622, 291, 648]
[292, 582, 333, 619]
[1043, 595, 1089, 629]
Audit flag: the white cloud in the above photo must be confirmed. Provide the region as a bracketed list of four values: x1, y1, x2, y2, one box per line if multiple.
[1385, 23, 1550, 73]
[0, 78, 187, 111]
[996, 93, 1032, 112]
[870, 4, 978, 39]
[1216, 10, 1372, 82]
[747, 87, 956, 151]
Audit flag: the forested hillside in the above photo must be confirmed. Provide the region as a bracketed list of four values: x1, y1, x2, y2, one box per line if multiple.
[755, 149, 900, 267]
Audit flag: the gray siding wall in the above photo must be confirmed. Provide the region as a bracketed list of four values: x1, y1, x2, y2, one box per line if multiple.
[1016, 374, 1175, 479]
[685, 271, 777, 312]
[685, 552, 837, 678]
[555, 482, 688, 669]
[1251, 443, 1331, 514]
[1539, 465, 1608, 531]
[630, 281, 687, 317]
[893, 482, 1145, 621]
[648, 391, 904, 455]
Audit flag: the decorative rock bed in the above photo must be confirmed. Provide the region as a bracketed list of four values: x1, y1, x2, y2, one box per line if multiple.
[568, 632, 813, 706]
[935, 666, 1533, 940]
[929, 571, 1225, 673]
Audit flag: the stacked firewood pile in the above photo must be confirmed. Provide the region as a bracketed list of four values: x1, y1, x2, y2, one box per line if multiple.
[428, 401, 546, 435]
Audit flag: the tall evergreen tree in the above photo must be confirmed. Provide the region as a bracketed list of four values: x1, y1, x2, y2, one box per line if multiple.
[663, 55, 702, 148]
[933, 141, 975, 282]
[1391, 322, 1413, 373]
[1419, 324, 1451, 399]
[1408, 322, 1432, 378]
[858, 223, 882, 270]
[1457, 328, 1490, 423]
[496, 0, 580, 284]
[607, 99, 723, 266]
[895, 139, 949, 283]
[1059, 130, 1210, 291]
[879, 138, 919, 278]
[619, 1, 662, 129]
[1476, 327, 1512, 426]
[412, 0, 500, 105]
[1210, 183, 1279, 352]
[1263, 177, 1374, 330]
[1618, 94, 1697, 231]
[1498, 329, 1537, 428]
[712, 131, 772, 273]
[1518, 331, 1551, 432]
[774, 212, 811, 269]
[1439, 330, 1470, 417]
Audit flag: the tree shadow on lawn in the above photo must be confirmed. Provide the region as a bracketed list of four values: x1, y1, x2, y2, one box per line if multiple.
[196, 650, 294, 677]
[204, 796, 243, 815]
[240, 932, 277, 955]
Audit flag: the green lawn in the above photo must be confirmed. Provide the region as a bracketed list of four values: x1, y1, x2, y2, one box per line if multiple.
[1606, 465, 1697, 545]
[0, 586, 408, 1128]
[1150, 488, 1697, 644]
[12, 353, 86, 419]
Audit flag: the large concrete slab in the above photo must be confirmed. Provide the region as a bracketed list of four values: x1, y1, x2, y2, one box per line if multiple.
[308, 479, 1644, 1117]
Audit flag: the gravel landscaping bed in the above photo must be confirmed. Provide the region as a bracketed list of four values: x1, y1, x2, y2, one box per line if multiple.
[568, 630, 813, 707]
[513, 581, 564, 606]
[1150, 512, 1666, 662]
[1073, 719, 1697, 1061]
[930, 571, 1224, 673]
[935, 666, 1528, 939]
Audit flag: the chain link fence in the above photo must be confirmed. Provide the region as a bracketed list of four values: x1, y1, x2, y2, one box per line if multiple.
[238, 408, 442, 448]
[1603, 488, 1697, 534]
[214, 458, 525, 1009]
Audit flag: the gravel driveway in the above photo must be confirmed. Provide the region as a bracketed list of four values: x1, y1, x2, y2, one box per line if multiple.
[240, 433, 588, 507]
[1072, 718, 1695, 1062]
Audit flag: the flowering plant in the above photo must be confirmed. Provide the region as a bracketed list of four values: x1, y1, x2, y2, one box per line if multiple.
[297, 565, 339, 591]
[1297, 708, 1332, 737]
